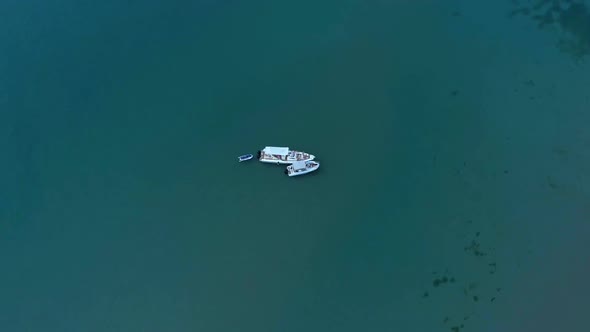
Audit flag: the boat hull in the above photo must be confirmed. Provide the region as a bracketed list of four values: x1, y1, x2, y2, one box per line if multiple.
[238, 154, 253, 162]
[286, 161, 320, 177]
[259, 155, 315, 164]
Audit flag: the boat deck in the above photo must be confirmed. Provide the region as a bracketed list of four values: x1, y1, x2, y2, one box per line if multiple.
[287, 161, 319, 176]
[260, 151, 312, 161]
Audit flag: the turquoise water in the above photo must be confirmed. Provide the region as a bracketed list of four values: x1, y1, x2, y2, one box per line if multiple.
[2, 0, 590, 331]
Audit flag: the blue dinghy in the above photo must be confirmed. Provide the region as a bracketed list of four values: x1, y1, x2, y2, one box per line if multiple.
[238, 154, 254, 162]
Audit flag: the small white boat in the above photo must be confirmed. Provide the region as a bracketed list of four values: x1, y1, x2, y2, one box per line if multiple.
[285, 160, 320, 177]
[238, 154, 253, 162]
[258, 146, 315, 164]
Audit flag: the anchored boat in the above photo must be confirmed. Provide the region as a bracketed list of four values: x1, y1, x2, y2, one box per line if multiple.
[238, 154, 253, 162]
[285, 160, 320, 177]
[257, 146, 315, 164]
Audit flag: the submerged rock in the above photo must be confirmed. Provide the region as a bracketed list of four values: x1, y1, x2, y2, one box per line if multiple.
[510, 0, 590, 60]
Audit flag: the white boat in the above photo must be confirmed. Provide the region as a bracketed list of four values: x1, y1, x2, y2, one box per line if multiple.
[285, 160, 320, 177]
[257, 146, 315, 164]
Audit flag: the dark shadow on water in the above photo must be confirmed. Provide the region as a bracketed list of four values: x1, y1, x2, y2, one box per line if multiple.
[510, 0, 590, 61]
[421, 226, 507, 331]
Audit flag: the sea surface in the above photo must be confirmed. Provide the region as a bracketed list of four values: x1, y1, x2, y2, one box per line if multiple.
[2, 0, 590, 331]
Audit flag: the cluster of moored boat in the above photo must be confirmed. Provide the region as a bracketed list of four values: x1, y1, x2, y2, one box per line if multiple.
[238, 146, 319, 177]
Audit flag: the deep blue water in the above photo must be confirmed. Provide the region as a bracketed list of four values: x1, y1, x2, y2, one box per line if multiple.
[2, 0, 590, 331]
